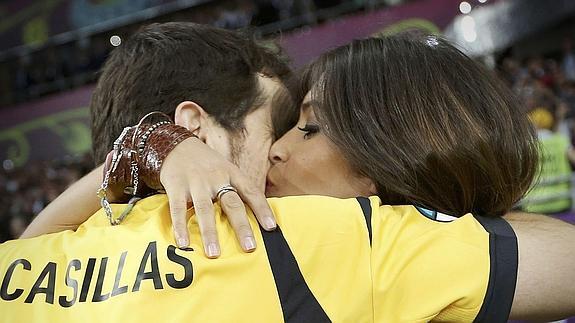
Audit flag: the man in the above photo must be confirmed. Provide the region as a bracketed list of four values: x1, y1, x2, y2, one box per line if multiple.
[5, 23, 575, 322]
[22, 22, 293, 257]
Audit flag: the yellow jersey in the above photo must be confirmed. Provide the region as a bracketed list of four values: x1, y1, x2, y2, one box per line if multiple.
[0, 195, 517, 322]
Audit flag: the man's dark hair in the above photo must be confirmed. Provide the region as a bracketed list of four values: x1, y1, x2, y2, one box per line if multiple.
[90, 22, 290, 163]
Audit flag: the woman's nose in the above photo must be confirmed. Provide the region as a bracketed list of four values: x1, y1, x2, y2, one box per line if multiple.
[269, 131, 292, 165]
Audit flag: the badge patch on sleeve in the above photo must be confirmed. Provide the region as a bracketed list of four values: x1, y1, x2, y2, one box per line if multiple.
[415, 206, 458, 222]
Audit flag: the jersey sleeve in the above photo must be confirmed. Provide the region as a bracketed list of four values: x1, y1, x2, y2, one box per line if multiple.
[366, 197, 518, 323]
[468, 215, 518, 323]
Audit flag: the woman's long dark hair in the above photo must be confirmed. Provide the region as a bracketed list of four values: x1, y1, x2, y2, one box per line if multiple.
[297, 34, 538, 217]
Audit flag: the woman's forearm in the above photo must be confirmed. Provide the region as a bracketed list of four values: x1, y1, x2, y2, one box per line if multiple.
[20, 165, 104, 239]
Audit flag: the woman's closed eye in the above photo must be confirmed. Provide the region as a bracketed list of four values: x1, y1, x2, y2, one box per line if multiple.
[297, 124, 320, 139]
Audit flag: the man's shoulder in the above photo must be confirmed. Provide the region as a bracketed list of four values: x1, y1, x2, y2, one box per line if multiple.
[80, 194, 171, 230]
[267, 195, 380, 222]
[267, 195, 379, 209]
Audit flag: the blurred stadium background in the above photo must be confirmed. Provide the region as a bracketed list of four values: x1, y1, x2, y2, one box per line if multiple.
[1, 0, 575, 289]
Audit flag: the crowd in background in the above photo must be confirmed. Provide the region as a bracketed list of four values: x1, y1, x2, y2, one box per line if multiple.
[499, 38, 575, 214]
[499, 39, 575, 129]
[0, 0, 361, 108]
[0, 155, 92, 242]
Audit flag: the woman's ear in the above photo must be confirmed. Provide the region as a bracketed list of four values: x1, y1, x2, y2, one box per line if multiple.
[174, 101, 208, 139]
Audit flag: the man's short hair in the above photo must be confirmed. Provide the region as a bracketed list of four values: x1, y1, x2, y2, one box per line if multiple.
[90, 22, 290, 163]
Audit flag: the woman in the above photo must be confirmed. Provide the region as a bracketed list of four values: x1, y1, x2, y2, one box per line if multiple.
[266, 34, 537, 217]
[20, 34, 574, 321]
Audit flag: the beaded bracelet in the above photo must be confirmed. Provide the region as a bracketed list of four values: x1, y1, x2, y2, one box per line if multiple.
[137, 121, 171, 156]
[139, 123, 198, 190]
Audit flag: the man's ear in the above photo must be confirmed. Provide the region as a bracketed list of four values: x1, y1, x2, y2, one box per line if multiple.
[174, 101, 208, 138]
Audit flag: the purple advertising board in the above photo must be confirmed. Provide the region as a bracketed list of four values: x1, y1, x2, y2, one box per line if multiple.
[0, 85, 92, 167]
[280, 0, 462, 67]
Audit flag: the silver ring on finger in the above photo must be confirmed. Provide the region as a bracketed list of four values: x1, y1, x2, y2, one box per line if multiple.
[216, 184, 237, 200]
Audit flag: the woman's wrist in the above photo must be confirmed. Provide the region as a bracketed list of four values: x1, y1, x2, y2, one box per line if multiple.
[102, 122, 198, 198]
[139, 124, 198, 190]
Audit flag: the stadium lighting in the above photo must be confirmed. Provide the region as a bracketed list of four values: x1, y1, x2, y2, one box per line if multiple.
[110, 35, 122, 47]
[3, 159, 14, 171]
[461, 15, 477, 42]
[459, 1, 472, 14]
[478, 0, 487, 3]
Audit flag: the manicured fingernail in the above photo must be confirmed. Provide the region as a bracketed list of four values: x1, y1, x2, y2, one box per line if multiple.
[177, 237, 188, 248]
[207, 243, 220, 258]
[264, 217, 276, 230]
[243, 236, 256, 251]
